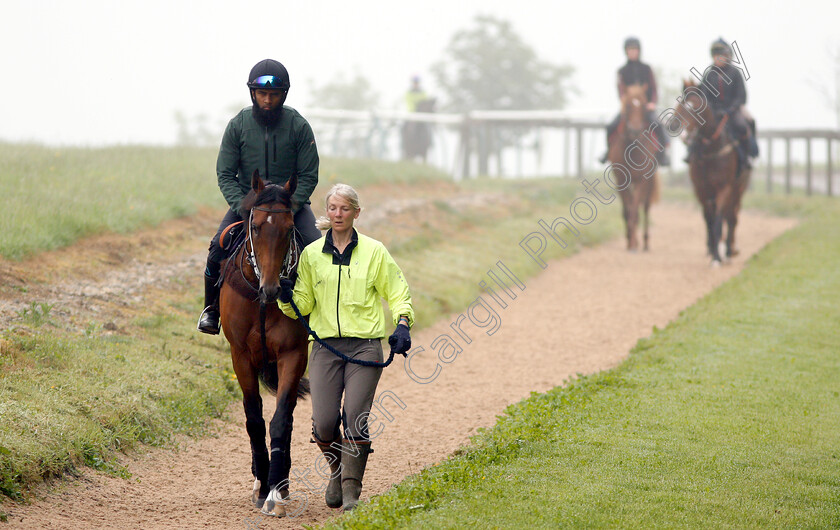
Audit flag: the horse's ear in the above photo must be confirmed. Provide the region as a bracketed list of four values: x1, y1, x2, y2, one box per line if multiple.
[284, 174, 298, 198]
[251, 169, 265, 194]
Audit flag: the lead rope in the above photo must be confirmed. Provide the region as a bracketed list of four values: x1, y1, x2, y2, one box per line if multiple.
[286, 297, 397, 368]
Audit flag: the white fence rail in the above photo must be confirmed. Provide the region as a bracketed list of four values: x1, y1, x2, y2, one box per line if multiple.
[305, 108, 839, 195]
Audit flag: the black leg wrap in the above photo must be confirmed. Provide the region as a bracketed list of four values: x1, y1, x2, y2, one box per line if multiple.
[246, 420, 269, 482]
[267, 413, 294, 490]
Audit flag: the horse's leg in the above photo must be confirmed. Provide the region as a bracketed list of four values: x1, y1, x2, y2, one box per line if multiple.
[231, 349, 270, 508]
[710, 187, 731, 265]
[619, 188, 637, 251]
[702, 199, 717, 259]
[726, 169, 750, 258]
[261, 352, 308, 517]
[642, 180, 653, 252]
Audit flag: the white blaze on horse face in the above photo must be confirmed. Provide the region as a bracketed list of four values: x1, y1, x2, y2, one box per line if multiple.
[267, 215, 273, 224]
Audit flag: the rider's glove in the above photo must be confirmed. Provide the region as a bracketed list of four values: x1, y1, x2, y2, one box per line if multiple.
[388, 324, 412, 356]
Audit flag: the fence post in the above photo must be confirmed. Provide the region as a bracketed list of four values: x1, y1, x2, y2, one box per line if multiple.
[828, 138, 833, 197]
[564, 126, 571, 177]
[458, 114, 472, 180]
[785, 137, 792, 195]
[806, 136, 812, 196]
[766, 137, 773, 193]
[576, 125, 584, 179]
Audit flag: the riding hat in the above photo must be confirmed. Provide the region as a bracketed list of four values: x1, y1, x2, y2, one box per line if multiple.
[710, 38, 732, 57]
[624, 36, 641, 50]
[247, 59, 290, 91]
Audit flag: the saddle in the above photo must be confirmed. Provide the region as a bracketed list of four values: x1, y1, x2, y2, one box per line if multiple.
[216, 222, 260, 299]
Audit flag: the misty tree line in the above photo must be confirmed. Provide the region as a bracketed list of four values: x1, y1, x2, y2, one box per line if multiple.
[174, 16, 573, 146]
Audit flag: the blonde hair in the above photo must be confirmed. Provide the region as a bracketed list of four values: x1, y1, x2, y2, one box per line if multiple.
[315, 183, 362, 230]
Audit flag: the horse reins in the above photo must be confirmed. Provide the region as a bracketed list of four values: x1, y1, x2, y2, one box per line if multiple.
[244, 204, 303, 378]
[702, 113, 729, 145]
[247, 206, 300, 282]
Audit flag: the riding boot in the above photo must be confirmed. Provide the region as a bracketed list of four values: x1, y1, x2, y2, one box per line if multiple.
[317, 441, 343, 508]
[197, 272, 221, 335]
[683, 142, 695, 164]
[656, 148, 671, 167]
[748, 135, 760, 157]
[598, 150, 609, 164]
[739, 139, 752, 169]
[341, 439, 371, 511]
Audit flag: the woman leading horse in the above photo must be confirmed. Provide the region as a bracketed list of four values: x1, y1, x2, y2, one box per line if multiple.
[278, 183, 414, 512]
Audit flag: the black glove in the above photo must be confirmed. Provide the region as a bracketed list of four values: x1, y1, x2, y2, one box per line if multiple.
[388, 324, 411, 355]
[279, 279, 294, 304]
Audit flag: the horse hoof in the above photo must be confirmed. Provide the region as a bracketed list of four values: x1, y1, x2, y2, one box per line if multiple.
[710, 259, 722, 269]
[251, 478, 266, 509]
[260, 488, 287, 517]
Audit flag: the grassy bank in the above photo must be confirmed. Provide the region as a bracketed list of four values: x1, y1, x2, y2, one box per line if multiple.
[326, 196, 840, 528]
[0, 143, 449, 260]
[0, 146, 624, 503]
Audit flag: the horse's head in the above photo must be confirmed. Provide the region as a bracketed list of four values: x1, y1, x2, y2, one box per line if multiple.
[240, 170, 298, 304]
[674, 78, 711, 143]
[621, 84, 648, 135]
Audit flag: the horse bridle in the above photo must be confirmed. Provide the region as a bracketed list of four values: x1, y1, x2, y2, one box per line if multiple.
[246, 206, 300, 282]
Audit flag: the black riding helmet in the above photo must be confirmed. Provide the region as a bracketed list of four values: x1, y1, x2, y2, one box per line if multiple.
[624, 36, 641, 51]
[247, 59, 290, 90]
[711, 38, 732, 57]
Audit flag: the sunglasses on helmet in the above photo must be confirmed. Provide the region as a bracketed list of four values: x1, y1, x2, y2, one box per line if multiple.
[250, 75, 286, 88]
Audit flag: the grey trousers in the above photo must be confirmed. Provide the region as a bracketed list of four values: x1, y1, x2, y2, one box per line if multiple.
[309, 338, 383, 443]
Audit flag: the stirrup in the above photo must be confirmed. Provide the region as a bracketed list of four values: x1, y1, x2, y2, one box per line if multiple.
[197, 306, 220, 335]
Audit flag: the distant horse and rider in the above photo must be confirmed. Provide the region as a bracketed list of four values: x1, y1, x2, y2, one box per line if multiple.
[675, 78, 752, 266]
[606, 83, 661, 252]
[602, 37, 668, 252]
[675, 38, 757, 266]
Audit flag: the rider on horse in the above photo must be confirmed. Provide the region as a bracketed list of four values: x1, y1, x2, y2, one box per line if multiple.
[691, 38, 758, 168]
[600, 36, 671, 166]
[197, 59, 321, 335]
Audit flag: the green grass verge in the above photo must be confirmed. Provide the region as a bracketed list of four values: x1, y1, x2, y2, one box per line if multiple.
[0, 143, 450, 260]
[325, 196, 840, 528]
[0, 307, 237, 501]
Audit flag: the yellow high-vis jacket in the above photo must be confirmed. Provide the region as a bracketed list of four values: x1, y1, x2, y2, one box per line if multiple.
[279, 230, 414, 339]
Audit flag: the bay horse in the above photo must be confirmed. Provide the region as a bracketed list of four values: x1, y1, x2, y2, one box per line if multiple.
[219, 170, 310, 516]
[607, 84, 661, 251]
[674, 79, 750, 265]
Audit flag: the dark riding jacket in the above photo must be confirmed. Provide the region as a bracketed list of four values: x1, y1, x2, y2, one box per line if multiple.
[217, 106, 319, 214]
[700, 62, 746, 116]
[617, 60, 658, 104]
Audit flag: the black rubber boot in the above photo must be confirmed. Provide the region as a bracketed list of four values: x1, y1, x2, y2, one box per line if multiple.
[341, 440, 371, 511]
[317, 442, 343, 508]
[197, 273, 220, 335]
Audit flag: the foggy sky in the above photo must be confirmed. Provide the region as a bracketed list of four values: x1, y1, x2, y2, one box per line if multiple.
[1, 0, 837, 146]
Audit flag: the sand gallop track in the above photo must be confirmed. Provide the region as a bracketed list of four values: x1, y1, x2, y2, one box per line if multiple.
[2, 202, 796, 529]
